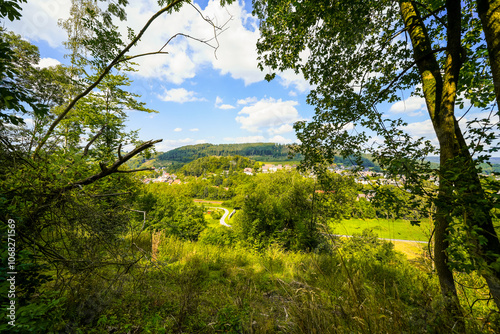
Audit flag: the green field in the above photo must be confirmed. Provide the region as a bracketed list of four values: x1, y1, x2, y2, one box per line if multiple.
[329, 218, 432, 242]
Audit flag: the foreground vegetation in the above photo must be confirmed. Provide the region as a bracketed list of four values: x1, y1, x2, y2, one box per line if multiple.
[5, 229, 497, 333]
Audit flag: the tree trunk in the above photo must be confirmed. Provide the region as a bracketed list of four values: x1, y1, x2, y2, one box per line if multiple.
[399, 1, 464, 323]
[477, 0, 500, 107]
[400, 0, 500, 313]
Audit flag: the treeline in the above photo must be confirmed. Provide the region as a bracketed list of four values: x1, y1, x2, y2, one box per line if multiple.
[157, 143, 300, 163]
[333, 155, 377, 168]
[180, 155, 257, 177]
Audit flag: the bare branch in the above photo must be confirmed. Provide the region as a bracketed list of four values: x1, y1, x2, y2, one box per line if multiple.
[90, 192, 131, 197]
[118, 143, 122, 160]
[412, 2, 447, 27]
[116, 51, 169, 63]
[83, 124, 107, 156]
[62, 139, 162, 191]
[158, 32, 226, 54]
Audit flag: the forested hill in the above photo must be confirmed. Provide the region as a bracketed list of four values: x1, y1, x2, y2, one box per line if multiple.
[181, 155, 257, 177]
[157, 143, 301, 163]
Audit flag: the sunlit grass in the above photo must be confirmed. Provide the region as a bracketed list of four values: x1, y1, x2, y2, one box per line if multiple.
[329, 218, 432, 241]
[392, 240, 427, 260]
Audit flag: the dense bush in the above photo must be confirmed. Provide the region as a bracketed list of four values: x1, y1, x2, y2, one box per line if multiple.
[138, 185, 207, 241]
[233, 170, 323, 251]
[198, 225, 238, 246]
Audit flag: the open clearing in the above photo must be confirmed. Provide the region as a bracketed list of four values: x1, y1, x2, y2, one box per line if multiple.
[330, 218, 432, 242]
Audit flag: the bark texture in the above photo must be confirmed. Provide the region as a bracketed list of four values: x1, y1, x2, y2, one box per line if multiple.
[401, 0, 500, 316]
[399, 2, 463, 320]
[477, 0, 500, 106]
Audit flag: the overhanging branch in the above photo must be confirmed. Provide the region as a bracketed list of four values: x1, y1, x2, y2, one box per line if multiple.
[61, 139, 162, 192]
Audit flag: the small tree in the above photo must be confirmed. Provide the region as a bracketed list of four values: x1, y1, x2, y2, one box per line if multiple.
[234, 171, 320, 251]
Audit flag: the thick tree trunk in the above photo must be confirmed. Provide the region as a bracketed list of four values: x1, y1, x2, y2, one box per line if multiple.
[399, 1, 464, 323]
[401, 0, 500, 313]
[477, 0, 500, 107]
[434, 163, 463, 322]
[453, 119, 500, 309]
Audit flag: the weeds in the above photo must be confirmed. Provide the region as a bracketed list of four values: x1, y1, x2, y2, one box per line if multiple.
[27, 230, 500, 333]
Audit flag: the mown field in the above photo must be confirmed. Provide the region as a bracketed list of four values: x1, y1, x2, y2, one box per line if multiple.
[329, 218, 432, 241]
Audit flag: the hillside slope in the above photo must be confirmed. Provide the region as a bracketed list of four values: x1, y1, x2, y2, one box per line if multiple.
[157, 143, 299, 163]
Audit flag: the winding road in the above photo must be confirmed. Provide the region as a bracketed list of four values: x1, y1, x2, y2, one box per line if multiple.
[219, 208, 232, 227]
[207, 206, 232, 227]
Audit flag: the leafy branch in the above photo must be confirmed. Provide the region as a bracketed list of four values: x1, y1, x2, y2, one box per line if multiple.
[32, 0, 186, 158]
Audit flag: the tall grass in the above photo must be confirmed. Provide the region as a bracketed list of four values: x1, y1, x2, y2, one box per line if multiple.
[48, 231, 498, 333]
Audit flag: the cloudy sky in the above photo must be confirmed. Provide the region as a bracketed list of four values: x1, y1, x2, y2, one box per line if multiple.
[4, 0, 476, 153]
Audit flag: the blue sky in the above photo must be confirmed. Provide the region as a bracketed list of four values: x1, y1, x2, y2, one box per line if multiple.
[5, 0, 483, 153]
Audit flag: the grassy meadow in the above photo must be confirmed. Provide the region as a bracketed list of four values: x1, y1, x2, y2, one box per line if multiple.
[329, 218, 432, 242]
[52, 231, 497, 333]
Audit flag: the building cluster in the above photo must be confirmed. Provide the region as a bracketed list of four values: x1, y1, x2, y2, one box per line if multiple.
[241, 164, 297, 175]
[143, 170, 181, 185]
[261, 163, 295, 173]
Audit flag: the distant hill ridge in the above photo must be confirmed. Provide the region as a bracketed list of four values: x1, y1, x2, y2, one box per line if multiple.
[157, 143, 380, 169]
[157, 143, 300, 163]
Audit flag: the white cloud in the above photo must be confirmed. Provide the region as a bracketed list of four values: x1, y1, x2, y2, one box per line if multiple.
[130, 0, 314, 87]
[219, 104, 236, 110]
[158, 88, 204, 103]
[23, 118, 35, 128]
[237, 97, 258, 105]
[37, 57, 61, 68]
[235, 97, 301, 132]
[224, 135, 265, 143]
[268, 124, 294, 135]
[268, 135, 294, 144]
[342, 122, 354, 131]
[389, 95, 426, 116]
[155, 138, 207, 152]
[115, 0, 265, 85]
[215, 96, 235, 109]
[278, 69, 312, 93]
[192, 0, 262, 85]
[174, 128, 182, 132]
[4, 0, 71, 47]
[5, 0, 311, 89]
[403, 119, 435, 137]
[190, 128, 199, 132]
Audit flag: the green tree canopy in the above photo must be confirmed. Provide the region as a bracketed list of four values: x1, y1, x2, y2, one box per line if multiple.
[234, 170, 321, 251]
